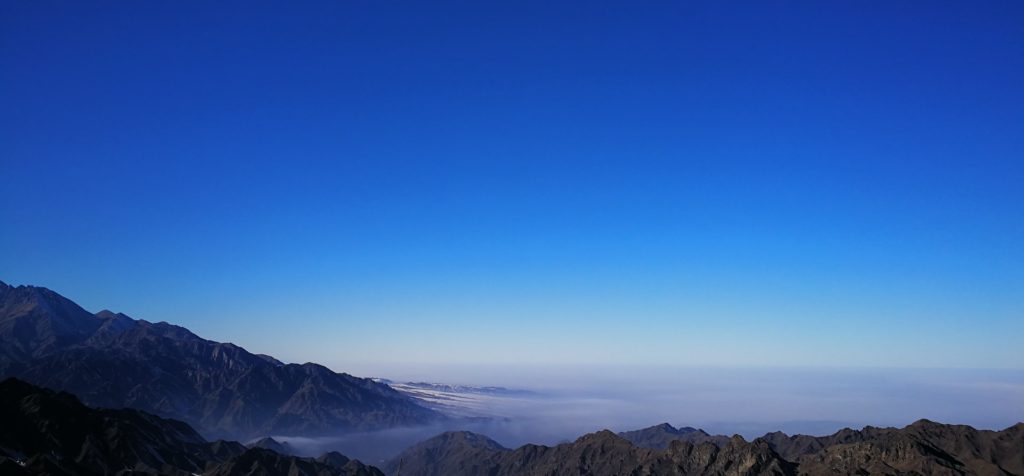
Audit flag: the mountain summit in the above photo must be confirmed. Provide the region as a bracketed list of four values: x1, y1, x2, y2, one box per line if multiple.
[0, 281, 441, 439]
[618, 422, 732, 449]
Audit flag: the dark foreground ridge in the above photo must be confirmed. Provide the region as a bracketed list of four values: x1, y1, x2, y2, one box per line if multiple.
[0, 378, 384, 476]
[387, 421, 1024, 476]
[205, 448, 382, 476]
[0, 281, 441, 439]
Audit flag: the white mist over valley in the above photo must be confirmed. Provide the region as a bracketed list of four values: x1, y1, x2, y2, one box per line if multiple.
[274, 364, 1024, 463]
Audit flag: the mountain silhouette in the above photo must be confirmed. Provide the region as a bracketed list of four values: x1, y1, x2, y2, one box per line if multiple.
[619, 422, 733, 449]
[386, 429, 793, 476]
[206, 447, 383, 476]
[0, 378, 382, 475]
[0, 281, 440, 440]
[386, 421, 1024, 476]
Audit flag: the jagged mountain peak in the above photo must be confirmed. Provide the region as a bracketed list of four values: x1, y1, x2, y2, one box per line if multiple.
[652, 422, 677, 431]
[422, 430, 507, 450]
[619, 422, 731, 450]
[728, 433, 748, 443]
[576, 428, 627, 444]
[247, 436, 297, 455]
[0, 282, 90, 317]
[317, 451, 352, 468]
[94, 309, 131, 319]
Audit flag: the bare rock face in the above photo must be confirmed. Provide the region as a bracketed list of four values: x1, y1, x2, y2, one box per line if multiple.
[0, 281, 441, 439]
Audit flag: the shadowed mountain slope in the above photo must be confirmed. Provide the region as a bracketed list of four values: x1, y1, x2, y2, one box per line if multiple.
[0, 281, 440, 439]
[0, 377, 236, 475]
[205, 448, 384, 476]
[0, 378, 383, 476]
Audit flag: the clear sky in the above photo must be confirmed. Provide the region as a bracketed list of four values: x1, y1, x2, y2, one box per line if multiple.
[2, 1, 1022, 374]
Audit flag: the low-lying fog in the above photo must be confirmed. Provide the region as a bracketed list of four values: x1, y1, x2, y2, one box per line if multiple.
[271, 365, 1024, 465]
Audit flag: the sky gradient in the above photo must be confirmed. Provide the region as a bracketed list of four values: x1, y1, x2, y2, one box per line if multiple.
[2, 1, 1022, 374]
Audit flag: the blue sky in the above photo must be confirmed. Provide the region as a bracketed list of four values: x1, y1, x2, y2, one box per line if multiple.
[2, 1, 1022, 374]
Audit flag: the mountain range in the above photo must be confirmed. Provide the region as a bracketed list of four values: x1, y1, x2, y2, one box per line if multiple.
[0, 281, 441, 440]
[4, 280, 1023, 475]
[385, 421, 1024, 476]
[5, 376, 1021, 475]
[0, 377, 383, 475]
[619, 422, 733, 449]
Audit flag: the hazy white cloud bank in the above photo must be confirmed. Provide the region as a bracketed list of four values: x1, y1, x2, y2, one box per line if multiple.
[275, 366, 1024, 464]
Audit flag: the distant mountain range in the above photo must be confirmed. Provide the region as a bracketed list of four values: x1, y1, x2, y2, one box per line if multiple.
[374, 379, 534, 396]
[384, 429, 793, 476]
[0, 378, 383, 475]
[373, 378, 532, 419]
[5, 280, 1023, 475]
[5, 376, 1022, 475]
[386, 421, 1024, 476]
[0, 281, 441, 440]
[618, 422, 732, 449]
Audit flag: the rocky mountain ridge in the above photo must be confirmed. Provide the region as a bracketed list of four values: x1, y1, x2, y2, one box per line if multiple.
[0, 281, 441, 440]
[619, 422, 733, 449]
[386, 420, 1024, 475]
[0, 378, 384, 476]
